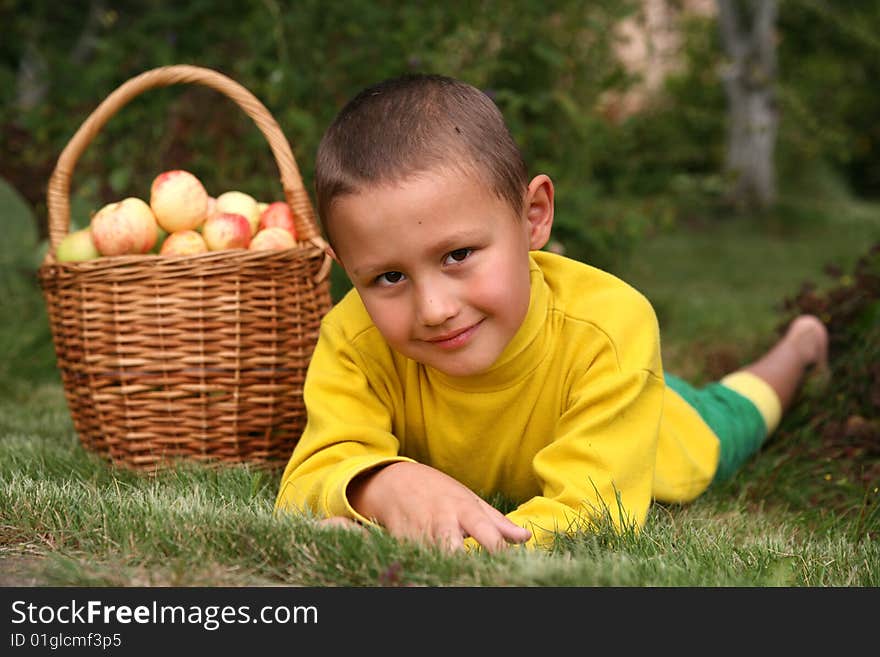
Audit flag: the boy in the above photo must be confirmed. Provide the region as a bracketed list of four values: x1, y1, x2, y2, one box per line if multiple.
[274, 74, 828, 552]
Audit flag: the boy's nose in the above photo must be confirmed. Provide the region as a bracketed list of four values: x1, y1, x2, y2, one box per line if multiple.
[415, 281, 460, 327]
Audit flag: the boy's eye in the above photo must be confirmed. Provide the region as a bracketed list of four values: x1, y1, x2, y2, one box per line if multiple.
[376, 271, 405, 286]
[445, 248, 472, 264]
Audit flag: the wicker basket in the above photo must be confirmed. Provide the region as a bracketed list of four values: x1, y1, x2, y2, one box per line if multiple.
[37, 65, 333, 472]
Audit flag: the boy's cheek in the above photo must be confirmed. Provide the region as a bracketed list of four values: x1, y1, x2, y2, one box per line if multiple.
[361, 297, 410, 344]
[470, 268, 530, 316]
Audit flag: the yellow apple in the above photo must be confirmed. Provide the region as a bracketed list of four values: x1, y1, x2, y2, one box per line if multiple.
[159, 230, 208, 256]
[215, 191, 260, 236]
[250, 226, 297, 251]
[150, 170, 209, 233]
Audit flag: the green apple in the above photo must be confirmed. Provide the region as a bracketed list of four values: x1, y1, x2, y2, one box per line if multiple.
[56, 227, 100, 262]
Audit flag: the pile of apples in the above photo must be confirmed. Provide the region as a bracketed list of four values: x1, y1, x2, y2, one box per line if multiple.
[55, 169, 299, 262]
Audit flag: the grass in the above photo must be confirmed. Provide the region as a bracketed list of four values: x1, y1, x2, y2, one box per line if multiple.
[1, 178, 878, 586]
[1, 385, 877, 586]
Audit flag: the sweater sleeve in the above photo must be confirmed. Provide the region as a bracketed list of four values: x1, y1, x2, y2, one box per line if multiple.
[506, 299, 664, 549]
[273, 321, 413, 523]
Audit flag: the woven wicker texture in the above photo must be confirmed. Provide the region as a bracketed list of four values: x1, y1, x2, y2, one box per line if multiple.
[38, 65, 332, 471]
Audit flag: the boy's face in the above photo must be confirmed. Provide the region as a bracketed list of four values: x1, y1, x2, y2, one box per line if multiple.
[328, 167, 552, 377]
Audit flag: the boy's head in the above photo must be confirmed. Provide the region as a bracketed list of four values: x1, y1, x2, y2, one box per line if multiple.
[315, 74, 529, 244]
[317, 74, 554, 378]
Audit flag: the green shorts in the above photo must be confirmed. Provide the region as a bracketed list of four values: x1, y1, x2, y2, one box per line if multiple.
[664, 373, 768, 483]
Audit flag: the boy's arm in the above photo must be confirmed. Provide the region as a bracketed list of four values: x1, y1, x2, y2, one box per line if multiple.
[503, 292, 665, 549]
[274, 322, 415, 522]
[507, 366, 664, 548]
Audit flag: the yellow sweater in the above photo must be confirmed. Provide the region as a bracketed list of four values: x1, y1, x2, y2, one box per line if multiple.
[275, 251, 720, 547]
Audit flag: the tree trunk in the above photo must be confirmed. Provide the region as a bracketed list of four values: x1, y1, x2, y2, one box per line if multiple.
[717, 0, 778, 210]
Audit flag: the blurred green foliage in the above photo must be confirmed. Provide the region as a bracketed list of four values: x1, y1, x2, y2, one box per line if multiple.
[776, 0, 880, 198]
[2, 0, 880, 275]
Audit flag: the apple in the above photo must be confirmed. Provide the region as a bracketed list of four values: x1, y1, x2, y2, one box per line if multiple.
[215, 191, 260, 236]
[202, 212, 252, 251]
[159, 229, 208, 256]
[56, 227, 100, 262]
[257, 201, 268, 215]
[90, 197, 158, 256]
[150, 169, 209, 233]
[249, 226, 297, 251]
[193, 196, 217, 234]
[205, 196, 217, 219]
[257, 201, 298, 240]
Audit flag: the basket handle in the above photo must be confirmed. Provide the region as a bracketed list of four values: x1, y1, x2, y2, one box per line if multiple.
[44, 64, 329, 269]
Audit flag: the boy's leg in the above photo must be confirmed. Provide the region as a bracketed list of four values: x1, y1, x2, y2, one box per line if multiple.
[722, 314, 829, 434]
[740, 314, 828, 410]
[665, 314, 830, 485]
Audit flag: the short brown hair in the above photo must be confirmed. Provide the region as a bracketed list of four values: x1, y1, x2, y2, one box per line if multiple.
[314, 74, 529, 243]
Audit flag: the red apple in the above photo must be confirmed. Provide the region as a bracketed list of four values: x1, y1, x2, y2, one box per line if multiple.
[249, 226, 297, 251]
[215, 191, 260, 236]
[202, 212, 252, 251]
[257, 201, 298, 240]
[159, 230, 208, 256]
[150, 169, 209, 233]
[90, 197, 158, 256]
[56, 227, 100, 262]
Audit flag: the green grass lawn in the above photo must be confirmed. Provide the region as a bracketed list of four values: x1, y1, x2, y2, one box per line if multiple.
[1, 178, 878, 586]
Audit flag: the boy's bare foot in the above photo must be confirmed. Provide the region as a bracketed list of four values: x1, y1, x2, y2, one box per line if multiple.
[741, 314, 830, 412]
[784, 314, 829, 371]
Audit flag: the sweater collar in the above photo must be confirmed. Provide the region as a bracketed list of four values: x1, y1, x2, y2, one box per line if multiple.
[427, 254, 551, 392]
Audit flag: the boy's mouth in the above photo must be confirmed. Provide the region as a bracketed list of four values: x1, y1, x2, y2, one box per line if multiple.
[425, 320, 483, 350]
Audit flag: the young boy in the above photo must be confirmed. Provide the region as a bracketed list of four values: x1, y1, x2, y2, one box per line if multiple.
[274, 74, 828, 552]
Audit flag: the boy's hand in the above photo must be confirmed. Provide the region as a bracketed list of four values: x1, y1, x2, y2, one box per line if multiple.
[347, 461, 531, 553]
[318, 516, 367, 533]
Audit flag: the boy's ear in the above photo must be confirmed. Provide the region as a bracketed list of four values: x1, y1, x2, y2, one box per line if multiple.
[524, 174, 554, 250]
